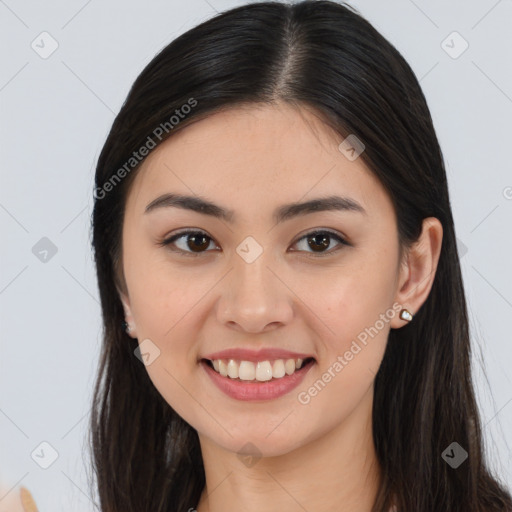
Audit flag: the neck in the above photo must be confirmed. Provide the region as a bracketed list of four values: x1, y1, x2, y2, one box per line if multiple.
[196, 385, 381, 512]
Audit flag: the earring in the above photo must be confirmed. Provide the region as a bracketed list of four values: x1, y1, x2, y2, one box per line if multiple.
[399, 308, 413, 322]
[122, 321, 131, 333]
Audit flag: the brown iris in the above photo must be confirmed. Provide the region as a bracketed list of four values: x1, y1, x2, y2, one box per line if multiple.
[186, 233, 210, 252]
[307, 233, 331, 252]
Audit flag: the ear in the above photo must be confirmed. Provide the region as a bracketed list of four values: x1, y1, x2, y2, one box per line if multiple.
[119, 291, 138, 339]
[390, 217, 443, 328]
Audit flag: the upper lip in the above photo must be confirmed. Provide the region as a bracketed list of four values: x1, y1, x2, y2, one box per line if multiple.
[202, 348, 315, 362]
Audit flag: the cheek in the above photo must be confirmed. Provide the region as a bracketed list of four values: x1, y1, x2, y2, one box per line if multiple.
[316, 261, 397, 328]
[128, 276, 203, 421]
[123, 261, 204, 401]
[124, 242, 210, 339]
[295, 288, 393, 431]
[307, 251, 397, 374]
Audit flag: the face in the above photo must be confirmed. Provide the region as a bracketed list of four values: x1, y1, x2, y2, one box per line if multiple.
[120, 102, 406, 458]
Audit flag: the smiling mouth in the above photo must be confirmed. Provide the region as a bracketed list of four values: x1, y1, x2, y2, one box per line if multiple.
[202, 357, 315, 382]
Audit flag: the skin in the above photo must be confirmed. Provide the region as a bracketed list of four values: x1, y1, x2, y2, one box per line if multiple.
[120, 102, 443, 512]
[0, 485, 38, 511]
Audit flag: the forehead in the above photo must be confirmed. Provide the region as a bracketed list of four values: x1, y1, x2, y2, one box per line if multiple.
[125, 103, 393, 222]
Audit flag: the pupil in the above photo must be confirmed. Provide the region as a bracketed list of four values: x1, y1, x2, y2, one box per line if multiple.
[308, 233, 329, 252]
[189, 234, 209, 252]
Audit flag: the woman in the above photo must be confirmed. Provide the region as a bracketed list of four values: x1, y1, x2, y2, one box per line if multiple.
[89, 1, 512, 511]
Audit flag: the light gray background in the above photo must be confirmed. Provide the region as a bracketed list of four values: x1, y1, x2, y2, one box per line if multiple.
[1, 0, 511, 510]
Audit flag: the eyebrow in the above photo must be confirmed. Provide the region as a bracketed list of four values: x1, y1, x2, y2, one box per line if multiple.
[144, 193, 367, 224]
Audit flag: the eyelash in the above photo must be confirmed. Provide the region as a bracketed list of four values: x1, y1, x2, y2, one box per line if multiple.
[157, 228, 350, 258]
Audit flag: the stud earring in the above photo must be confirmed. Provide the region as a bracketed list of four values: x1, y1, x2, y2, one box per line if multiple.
[399, 308, 413, 322]
[122, 321, 132, 333]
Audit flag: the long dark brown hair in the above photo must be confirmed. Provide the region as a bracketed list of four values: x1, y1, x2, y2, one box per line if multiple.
[88, 1, 512, 510]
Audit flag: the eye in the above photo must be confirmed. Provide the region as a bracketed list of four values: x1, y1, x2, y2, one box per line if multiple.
[158, 229, 350, 257]
[291, 229, 350, 256]
[158, 229, 218, 256]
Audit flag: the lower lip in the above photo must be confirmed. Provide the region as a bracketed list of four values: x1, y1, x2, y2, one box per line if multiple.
[201, 359, 315, 401]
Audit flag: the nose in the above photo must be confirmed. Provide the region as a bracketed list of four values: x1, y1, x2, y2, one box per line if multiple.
[215, 249, 294, 333]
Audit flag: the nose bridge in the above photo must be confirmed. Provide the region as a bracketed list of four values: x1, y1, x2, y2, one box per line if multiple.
[217, 235, 292, 331]
[233, 237, 275, 304]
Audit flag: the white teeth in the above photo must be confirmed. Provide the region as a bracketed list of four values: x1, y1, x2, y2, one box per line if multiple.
[256, 361, 273, 381]
[239, 361, 256, 380]
[209, 357, 309, 381]
[219, 360, 228, 377]
[284, 359, 296, 375]
[272, 359, 285, 378]
[227, 359, 238, 379]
